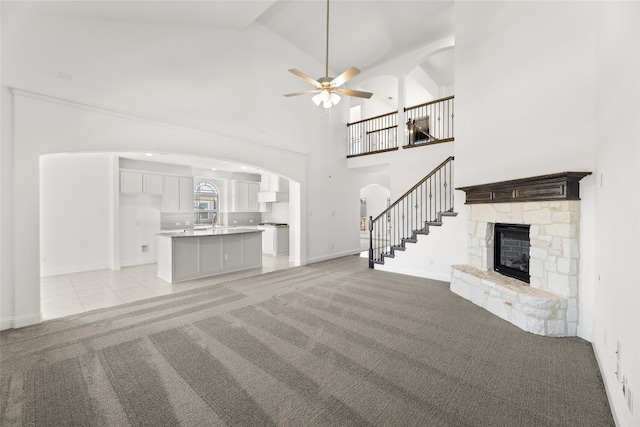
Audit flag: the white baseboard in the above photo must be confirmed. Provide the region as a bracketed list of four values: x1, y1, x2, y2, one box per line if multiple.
[41, 262, 111, 277]
[0, 312, 42, 330]
[305, 249, 363, 265]
[593, 341, 626, 427]
[119, 256, 158, 268]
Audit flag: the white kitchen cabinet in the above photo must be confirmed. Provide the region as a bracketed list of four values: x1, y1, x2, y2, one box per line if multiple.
[258, 173, 289, 202]
[143, 173, 164, 195]
[276, 226, 290, 254]
[120, 171, 143, 193]
[233, 181, 260, 212]
[261, 227, 274, 252]
[120, 170, 163, 194]
[257, 191, 289, 203]
[163, 175, 193, 212]
[179, 176, 194, 211]
[260, 173, 281, 192]
[248, 183, 259, 211]
[258, 225, 289, 255]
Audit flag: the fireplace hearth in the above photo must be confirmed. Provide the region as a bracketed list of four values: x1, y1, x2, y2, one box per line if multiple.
[494, 223, 530, 283]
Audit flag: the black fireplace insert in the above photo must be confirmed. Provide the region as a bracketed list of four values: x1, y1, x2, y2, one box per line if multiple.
[494, 223, 530, 283]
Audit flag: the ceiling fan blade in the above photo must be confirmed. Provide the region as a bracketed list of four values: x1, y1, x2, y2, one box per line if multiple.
[336, 88, 373, 99]
[288, 69, 321, 87]
[331, 67, 361, 87]
[283, 89, 321, 97]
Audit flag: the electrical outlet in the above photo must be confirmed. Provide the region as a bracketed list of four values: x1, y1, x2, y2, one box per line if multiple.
[141, 245, 148, 253]
[616, 341, 622, 382]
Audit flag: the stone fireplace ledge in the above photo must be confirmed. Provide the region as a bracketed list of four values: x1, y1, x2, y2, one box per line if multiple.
[451, 265, 570, 336]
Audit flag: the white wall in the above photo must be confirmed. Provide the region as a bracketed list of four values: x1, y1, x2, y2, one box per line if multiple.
[593, 3, 640, 426]
[119, 193, 161, 267]
[40, 154, 115, 276]
[456, 2, 639, 425]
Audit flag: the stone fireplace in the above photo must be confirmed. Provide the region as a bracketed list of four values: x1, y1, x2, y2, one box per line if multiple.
[452, 172, 591, 337]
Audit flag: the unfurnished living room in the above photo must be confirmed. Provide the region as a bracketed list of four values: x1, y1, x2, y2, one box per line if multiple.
[1, 1, 638, 426]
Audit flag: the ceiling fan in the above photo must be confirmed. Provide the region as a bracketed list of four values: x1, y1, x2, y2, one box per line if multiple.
[283, 0, 373, 108]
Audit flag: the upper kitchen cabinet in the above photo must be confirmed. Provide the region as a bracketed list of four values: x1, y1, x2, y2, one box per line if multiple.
[258, 173, 289, 202]
[120, 170, 163, 195]
[163, 175, 193, 212]
[232, 181, 260, 212]
[260, 173, 283, 192]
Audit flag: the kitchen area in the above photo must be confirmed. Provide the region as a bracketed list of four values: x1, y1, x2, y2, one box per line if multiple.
[118, 157, 291, 281]
[151, 167, 291, 283]
[38, 153, 295, 319]
[39, 152, 292, 281]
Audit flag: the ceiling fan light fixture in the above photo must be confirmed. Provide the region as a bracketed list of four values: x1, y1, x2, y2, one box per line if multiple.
[284, 0, 373, 106]
[319, 89, 331, 102]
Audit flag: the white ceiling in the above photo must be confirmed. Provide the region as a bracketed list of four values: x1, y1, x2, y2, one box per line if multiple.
[5, 0, 455, 172]
[5, 0, 454, 82]
[118, 152, 265, 174]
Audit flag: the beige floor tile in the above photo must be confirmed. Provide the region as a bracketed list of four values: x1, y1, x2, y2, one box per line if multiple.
[77, 289, 121, 302]
[40, 255, 291, 320]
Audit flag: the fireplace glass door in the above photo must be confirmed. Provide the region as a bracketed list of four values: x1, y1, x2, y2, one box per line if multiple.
[494, 223, 530, 283]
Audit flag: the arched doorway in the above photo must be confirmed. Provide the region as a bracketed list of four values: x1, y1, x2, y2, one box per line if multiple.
[359, 184, 391, 251]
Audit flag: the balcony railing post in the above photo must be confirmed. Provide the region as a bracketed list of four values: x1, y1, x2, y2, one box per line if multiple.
[368, 215, 374, 268]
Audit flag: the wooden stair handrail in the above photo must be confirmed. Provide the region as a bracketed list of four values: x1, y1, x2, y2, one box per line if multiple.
[372, 156, 454, 223]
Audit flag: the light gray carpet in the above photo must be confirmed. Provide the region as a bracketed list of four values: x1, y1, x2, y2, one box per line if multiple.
[0, 256, 614, 426]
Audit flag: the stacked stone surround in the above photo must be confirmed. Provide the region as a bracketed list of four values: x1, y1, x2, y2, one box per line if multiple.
[450, 200, 581, 337]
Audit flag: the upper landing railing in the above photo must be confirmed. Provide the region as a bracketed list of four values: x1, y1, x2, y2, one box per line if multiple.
[347, 95, 454, 158]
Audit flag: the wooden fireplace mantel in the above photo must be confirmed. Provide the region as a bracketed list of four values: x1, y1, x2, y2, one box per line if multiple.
[456, 172, 592, 204]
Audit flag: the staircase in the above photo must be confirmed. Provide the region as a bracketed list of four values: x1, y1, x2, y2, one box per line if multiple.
[369, 156, 456, 268]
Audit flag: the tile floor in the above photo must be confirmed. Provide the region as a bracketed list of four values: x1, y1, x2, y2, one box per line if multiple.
[41, 254, 295, 321]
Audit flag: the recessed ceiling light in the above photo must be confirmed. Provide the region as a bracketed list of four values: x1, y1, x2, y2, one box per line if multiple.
[210, 168, 217, 171]
[145, 153, 154, 157]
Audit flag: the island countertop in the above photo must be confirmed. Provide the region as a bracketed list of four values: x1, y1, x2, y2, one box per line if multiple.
[157, 227, 263, 283]
[157, 227, 263, 238]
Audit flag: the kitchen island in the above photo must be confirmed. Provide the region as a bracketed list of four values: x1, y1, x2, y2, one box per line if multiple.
[157, 227, 262, 283]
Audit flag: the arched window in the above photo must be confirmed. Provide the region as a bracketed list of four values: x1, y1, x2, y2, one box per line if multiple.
[194, 182, 218, 194]
[194, 181, 218, 225]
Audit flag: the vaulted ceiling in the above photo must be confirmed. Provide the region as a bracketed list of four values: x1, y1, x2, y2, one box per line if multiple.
[4, 0, 454, 86]
[3, 1, 455, 172]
